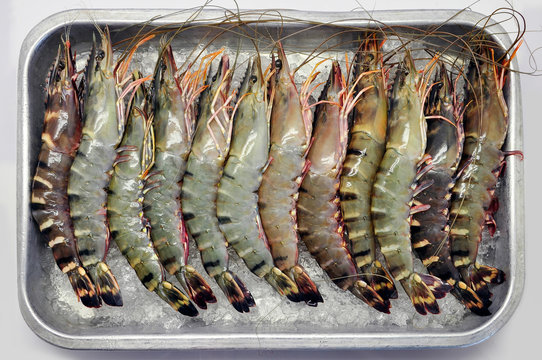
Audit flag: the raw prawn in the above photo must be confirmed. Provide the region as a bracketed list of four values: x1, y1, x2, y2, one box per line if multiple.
[339, 37, 397, 303]
[449, 46, 521, 307]
[67, 27, 125, 306]
[297, 61, 389, 313]
[258, 44, 323, 306]
[31, 38, 100, 308]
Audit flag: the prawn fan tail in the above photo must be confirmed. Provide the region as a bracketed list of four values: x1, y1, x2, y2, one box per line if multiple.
[351, 280, 391, 314]
[461, 263, 505, 308]
[264, 267, 303, 303]
[216, 270, 255, 313]
[474, 263, 506, 285]
[402, 273, 443, 315]
[290, 265, 324, 306]
[93, 261, 123, 306]
[156, 281, 198, 317]
[67, 267, 102, 308]
[419, 273, 452, 299]
[362, 260, 398, 301]
[175, 265, 217, 310]
[452, 281, 491, 316]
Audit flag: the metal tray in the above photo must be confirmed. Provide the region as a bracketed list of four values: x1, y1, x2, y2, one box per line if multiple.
[17, 8, 524, 350]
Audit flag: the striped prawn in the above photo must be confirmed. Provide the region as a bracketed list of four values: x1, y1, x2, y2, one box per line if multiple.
[411, 63, 488, 315]
[297, 61, 389, 313]
[107, 73, 198, 316]
[31, 38, 100, 308]
[143, 42, 216, 310]
[181, 54, 256, 313]
[449, 45, 522, 307]
[216, 56, 302, 302]
[371, 51, 451, 315]
[257, 43, 323, 306]
[67, 27, 128, 307]
[339, 37, 397, 304]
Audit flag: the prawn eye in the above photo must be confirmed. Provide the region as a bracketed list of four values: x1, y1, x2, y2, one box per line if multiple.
[212, 74, 217, 82]
[58, 61, 65, 71]
[161, 62, 167, 71]
[96, 49, 105, 61]
[250, 75, 257, 84]
[275, 59, 282, 69]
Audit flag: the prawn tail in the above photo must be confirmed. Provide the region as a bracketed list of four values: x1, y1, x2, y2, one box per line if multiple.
[419, 273, 453, 299]
[402, 273, 447, 315]
[264, 267, 303, 303]
[92, 261, 123, 306]
[461, 263, 505, 308]
[85, 261, 122, 306]
[351, 280, 391, 314]
[216, 270, 256, 313]
[474, 263, 506, 285]
[67, 267, 101, 308]
[155, 281, 198, 317]
[361, 260, 398, 301]
[451, 281, 491, 316]
[290, 265, 324, 306]
[175, 265, 217, 310]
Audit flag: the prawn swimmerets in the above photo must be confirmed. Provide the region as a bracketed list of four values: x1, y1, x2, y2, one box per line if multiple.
[143, 43, 216, 310]
[258, 44, 323, 306]
[67, 28, 124, 306]
[339, 37, 397, 304]
[216, 56, 302, 302]
[371, 52, 451, 315]
[411, 64, 488, 315]
[297, 61, 389, 313]
[108, 73, 198, 316]
[31, 38, 100, 308]
[181, 54, 256, 313]
[449, 46, 521, 307]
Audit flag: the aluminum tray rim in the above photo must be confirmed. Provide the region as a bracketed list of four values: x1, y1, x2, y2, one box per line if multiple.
[17, 8, 525, 350]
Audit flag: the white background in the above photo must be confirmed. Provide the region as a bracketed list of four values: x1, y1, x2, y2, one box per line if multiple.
[3, 0, 541, 359]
